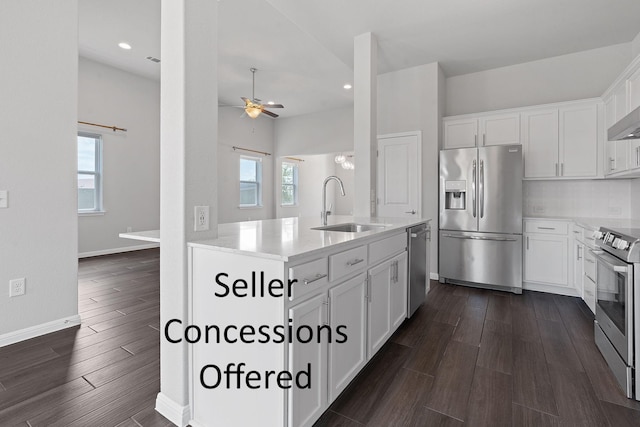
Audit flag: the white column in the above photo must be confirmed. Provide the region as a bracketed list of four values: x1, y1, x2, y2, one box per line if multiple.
[157, 1, 218, 425]
[353, 32, 378, 217]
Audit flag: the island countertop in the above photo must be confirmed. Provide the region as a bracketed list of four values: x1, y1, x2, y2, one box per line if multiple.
[188, 215, 430, 262]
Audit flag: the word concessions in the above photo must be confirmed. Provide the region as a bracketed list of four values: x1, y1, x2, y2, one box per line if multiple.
[164, 271, 349, 391]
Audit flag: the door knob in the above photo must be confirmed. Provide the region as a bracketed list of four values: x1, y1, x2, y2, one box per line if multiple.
[405, 210, 416, 214]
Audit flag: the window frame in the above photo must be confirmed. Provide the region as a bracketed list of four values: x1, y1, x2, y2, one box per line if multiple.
[280, 161, 298, 207]
[77, 131, 104, 214]
[239, 155, 263, 208]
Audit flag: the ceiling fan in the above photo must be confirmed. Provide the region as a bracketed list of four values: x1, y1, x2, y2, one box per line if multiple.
[240, 68, 284, 119]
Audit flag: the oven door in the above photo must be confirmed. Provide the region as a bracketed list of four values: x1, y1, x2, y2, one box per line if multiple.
[593, 249, 634, 364]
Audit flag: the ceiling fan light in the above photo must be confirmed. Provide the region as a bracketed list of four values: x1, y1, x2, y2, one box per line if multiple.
[342, 160, 354, 170]
[334, 154, 346, 164]
[245, 106, 262, 119]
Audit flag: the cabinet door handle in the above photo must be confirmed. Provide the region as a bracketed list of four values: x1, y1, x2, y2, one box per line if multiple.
[483, 133, 486, 146]
[555, 163, 559, 176]
[347, 258, 364, 266]
[537, 226, 555, 230]
[577, 246, 582, 260]
[405, 210, 417, 215]
[302, 273, 327, 285]
[323, 298, 330, 326]
[560, 163, 564, 176]
[474, 134, 478, 146]
[394, 260, 399, 283]
[610, 157, 616, 171]
[637, 146, 639, 167]
[526, 236, 529, 250]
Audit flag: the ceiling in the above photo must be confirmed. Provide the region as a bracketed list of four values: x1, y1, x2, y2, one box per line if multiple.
[79, 0, 640, 119]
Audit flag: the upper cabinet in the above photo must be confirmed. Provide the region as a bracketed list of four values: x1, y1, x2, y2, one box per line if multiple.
[521, 101, 598, 179]
[443, 112, 520, 149]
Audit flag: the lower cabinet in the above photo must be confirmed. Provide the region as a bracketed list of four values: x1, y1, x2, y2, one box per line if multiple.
[288, 294, 328, 427]
[524, 233, 569, 287]
[328, 274, 367, 402]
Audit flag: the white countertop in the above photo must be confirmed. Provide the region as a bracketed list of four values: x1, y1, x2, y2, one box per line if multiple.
[188, 216, 430, 262]
[524, 215, 640, 230]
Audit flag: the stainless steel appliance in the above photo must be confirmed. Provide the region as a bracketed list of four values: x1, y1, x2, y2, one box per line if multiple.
[408, 223, 430, 316]
[593, 226, 640, 400]
[439, 145, 523, 293]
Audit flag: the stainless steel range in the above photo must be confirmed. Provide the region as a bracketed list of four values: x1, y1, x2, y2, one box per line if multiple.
[593, 226, 640, 400]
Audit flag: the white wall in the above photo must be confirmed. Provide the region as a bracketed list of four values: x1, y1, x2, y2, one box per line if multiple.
[524, 180, 632, 218]
[218, 108, 276, 223]
[334, 157, 355, 215]
[0, 1, 79, 340]
[274, 107, 354, 156]
[78, 57, 160, 256]
[378, 63, 443, 277]
[446, 43, 632, 116]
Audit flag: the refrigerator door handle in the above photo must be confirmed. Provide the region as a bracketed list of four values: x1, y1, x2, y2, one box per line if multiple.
[442, 233, 518, 242]
[472, 160, 477, 218]
[479, 160, 485, 219]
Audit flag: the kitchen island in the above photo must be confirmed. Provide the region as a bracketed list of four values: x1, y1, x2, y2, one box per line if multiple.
[183, 215, 429, 427]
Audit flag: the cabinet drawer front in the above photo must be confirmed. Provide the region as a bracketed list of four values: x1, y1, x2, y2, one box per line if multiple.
[584, 250, 597, 282]
[289, 258, 328, 301]
[571, 225, 585, 243]
[368, 232, 407, 265]
[584, 274, 596, 314]
[329, 245, 368, 282]
[525, 220, 568, 235]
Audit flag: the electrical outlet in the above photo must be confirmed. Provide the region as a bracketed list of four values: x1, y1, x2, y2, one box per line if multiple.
[194, 206, 209, 231]
[9, 278, 25, 297]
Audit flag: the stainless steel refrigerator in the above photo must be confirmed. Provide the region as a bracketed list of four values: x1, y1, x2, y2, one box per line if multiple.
[439, 145, 523, 293]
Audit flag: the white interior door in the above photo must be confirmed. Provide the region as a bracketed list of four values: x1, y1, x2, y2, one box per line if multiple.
[376, 132, 421, 218]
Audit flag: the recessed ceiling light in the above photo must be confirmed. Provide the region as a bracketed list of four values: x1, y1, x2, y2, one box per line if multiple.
[118, 42, 132, 50]
[343, 83, 352, 90]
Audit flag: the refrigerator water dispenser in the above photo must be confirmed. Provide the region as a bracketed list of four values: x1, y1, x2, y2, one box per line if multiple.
[444, 180, 466, 210]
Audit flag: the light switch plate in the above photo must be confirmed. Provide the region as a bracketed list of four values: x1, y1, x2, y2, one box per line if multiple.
[0, 190, 7, 208]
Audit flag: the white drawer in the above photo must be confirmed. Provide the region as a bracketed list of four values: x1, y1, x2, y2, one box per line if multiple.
[571, 224, 584, 243]
[288, 258, 328, 301]
[525, 220, 569, 235]
[583, 274, 596, 315]
[329, 245, 368, 282]
[584, 249, 597, 282]
[369, 232, 407, 265]
[582, 233, 597, 249]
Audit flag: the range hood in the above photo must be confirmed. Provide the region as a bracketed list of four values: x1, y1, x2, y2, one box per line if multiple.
[608, 105, 640, 140]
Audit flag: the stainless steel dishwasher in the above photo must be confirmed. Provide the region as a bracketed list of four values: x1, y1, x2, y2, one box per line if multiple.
[408, 223, 430, 317]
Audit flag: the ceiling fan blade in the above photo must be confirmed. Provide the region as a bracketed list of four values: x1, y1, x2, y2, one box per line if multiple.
[262, 109, 279, 118]
[265, 104, 284, 108]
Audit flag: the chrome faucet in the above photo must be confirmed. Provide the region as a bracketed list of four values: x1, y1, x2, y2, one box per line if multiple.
[321, 176, 346, 225]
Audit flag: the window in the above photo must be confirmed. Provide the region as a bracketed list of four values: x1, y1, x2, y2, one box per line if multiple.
[281, 161, 298, 206]
[77, 132, 103, 212]
[239, 156, 262, 207]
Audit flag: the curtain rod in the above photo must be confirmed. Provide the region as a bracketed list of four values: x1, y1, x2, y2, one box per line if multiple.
[284, 156, 305, 162]
[232, 146, 271, 156]
[78, 121, 127, 132]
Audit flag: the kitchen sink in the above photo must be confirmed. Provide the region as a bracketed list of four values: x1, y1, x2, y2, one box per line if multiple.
[312, 223, 386, 233]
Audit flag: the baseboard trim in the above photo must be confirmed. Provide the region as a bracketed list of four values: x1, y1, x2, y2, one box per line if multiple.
[0, 315, 81, 348]
[78, 243, 160, 259]
[523, 282, 579, 297]
[156, 392, 190, 427]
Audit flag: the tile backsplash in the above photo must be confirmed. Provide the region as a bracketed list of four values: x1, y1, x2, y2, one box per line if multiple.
[524, 179, 634, 218]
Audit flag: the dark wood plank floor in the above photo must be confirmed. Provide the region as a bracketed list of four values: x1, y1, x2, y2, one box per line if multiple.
[0, 249, 170, 427]
[2, 250, 640, 426]
[317, 281, 640, 427]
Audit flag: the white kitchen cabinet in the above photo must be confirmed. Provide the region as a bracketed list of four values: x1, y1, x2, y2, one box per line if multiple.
[390, 251, 408, 331]
[522, 108, 559, 178]
[614, 81, 629, 123]
[289, 293, 328, 427]
[524, 220, 570, 289]
[479, 113, 520, 146]
[367, 258, 394, 357]
[443, 113, 520, 149]
[628, 67, 640, 113]
[559, 103, 598, 177]
[571, 225, 585, 298]
[629, 140, 640, 170]
[328, 273, 367, 402]
[443, 118, 478, 149]
[522, 101, 598, 179]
